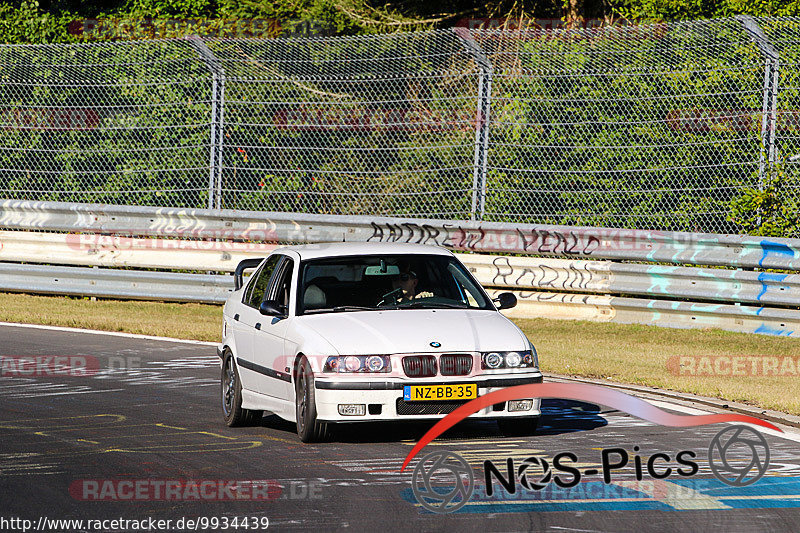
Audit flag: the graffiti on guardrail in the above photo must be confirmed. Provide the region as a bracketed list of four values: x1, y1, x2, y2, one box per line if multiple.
[489, 257, 600, 292]
[366, 221, 692, 255]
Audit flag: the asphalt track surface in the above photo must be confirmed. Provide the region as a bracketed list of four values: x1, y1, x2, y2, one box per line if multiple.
[2, 323, 800, 532]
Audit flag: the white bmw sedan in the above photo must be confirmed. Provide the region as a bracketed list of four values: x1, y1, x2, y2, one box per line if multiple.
[218, 242, 543, 442]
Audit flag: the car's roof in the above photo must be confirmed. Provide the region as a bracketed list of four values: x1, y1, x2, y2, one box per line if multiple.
[273, 241, 454, 260]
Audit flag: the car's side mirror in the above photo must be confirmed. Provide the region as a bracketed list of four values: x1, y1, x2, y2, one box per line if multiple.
[259, 300, 286, 317]
[494, 292, 517, 310]
[234, 258, 265, 291]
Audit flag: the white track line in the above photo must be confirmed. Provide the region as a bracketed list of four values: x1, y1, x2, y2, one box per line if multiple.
[4, 323, 799, 443]
[648, 399, 800, 444]
[0, 322, 217, 346]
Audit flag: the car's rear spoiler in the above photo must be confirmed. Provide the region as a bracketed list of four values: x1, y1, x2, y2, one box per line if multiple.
[233, 258, 264, 291]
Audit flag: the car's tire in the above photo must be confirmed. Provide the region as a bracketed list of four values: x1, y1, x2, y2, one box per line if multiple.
[221, 351, 262, 427]
[295, 356, 329, 442]
[497, 416, 540, 437]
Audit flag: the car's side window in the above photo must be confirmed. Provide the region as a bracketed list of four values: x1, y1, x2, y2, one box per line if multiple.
[241, 263, 263, 304]
[266, 258, 294, 311]
[244, 255, 281, 309]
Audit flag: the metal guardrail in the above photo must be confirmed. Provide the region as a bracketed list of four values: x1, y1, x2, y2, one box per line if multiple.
[492, 290, 800, 337]
[2, 200, 800, 270]
[0, 230, 276, 271]
[5, 230, 799, 308]
[467, 255, 800, 308]
[1, 261, 798, 338]
[0, 263, 231, 303]
[2, 201, 800, 337]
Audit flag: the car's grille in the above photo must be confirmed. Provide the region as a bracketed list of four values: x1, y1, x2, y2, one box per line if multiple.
[396, 398, 469, 415]
[440, 354, 473, 376]
[402, 355, 437, 377]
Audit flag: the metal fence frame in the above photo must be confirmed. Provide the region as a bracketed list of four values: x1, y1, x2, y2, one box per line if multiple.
[191, 19, 787, 223]
[738, 15, 780, 191]
[2, 200, 800, 337]
[4, 18, 798, 232]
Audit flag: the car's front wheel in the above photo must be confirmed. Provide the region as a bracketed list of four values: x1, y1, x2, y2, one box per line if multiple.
[295, 356, 329, 442]
[221, 351, 262, 427]
[497, 416, 540, 437]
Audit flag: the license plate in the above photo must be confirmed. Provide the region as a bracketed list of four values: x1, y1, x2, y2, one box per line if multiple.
[403, 383, 478, 402]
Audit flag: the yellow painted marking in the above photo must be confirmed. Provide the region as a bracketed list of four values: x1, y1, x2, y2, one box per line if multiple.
[155, 423, 187, 430]
[411, 439, 530, 446]
[192, 431, 237, 441]
[101, 441, 263, 453]
[2, 416, 268, 457]
[258, 435, 299, 445]
[79, 430, 239, 441]
[0, 414, 126, 429]
[457, 448, 544, 455]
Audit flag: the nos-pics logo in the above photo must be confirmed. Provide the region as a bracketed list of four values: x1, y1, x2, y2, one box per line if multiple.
[410, 425, 770, 514]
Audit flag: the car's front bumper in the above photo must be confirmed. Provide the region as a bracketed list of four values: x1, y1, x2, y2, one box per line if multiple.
[312, 374, 543, 422]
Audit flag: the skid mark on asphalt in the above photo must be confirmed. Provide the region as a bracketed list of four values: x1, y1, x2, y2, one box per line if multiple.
[0, 355, 219, 397]
[0, 378, 125, 398]
[328, 438, 604, 486]
[91, 355, 219, 389]
[145, 356, 220, 370]
[0, 414, 263, 476]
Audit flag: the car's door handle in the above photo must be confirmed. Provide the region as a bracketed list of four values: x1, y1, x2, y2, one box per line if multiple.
[255, 323, 261, 330]
[234, 314, 240, 321]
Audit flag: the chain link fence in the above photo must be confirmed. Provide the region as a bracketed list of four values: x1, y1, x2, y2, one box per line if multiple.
[0, 17, 797, 234]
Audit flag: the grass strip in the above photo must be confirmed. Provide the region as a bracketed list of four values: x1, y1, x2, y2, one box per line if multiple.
[2, 292, 799, 414]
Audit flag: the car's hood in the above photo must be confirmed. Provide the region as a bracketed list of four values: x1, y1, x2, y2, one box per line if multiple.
[296, 309, 527, 355]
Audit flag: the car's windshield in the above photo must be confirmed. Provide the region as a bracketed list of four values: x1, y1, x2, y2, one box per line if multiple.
[297, 254, 494, 315]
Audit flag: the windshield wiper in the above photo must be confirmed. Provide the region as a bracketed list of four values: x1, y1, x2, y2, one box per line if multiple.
[400, 301, 469, 309]
[306, 305, 379, 314]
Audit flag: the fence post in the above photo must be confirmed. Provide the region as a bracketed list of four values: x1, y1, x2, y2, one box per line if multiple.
[188, 37, 226, 210]
[454, 28, 493, 221]
[737, 16, 780, 193]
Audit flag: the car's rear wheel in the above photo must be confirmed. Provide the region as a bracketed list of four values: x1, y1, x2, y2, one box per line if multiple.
[295, 356, 329, 442]
[497, 416, 540, 437]
[221, 351, 262, 427]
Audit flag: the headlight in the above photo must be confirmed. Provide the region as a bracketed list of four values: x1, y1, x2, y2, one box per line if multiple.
[324, 355, 391, 373]
[365, 355, 386, 372]
[344, 356, 361, 372]
[484, 352, 503, 369]
[505, 351, 522, 367]
[481, 350, 536, 370]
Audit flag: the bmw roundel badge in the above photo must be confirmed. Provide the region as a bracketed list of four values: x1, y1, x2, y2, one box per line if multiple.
[430, 341, 441, 348]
